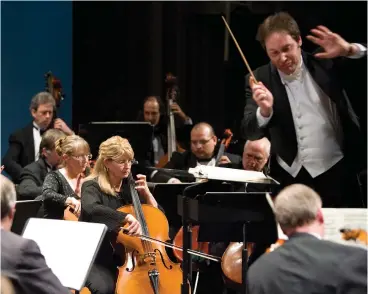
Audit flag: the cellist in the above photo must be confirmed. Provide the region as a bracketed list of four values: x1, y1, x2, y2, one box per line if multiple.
[80, 136, 161, 294]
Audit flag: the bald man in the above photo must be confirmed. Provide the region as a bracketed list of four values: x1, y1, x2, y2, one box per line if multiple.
[151, 122, 242, 183]
[242, 137, 271, 172]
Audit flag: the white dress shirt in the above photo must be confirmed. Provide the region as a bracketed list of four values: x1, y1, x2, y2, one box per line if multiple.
[32, 122, 42, 161]
[256, 44, 366, 178]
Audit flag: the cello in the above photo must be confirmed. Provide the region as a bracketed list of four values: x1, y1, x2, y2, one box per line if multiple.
[156, 73, 185, 168]
[172, 129, 234, 262]
[115, 173, 188, 294]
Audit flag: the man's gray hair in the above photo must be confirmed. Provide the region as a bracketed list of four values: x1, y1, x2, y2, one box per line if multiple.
[29, 91, 55, 111]
[244, 137, 271, 156]
[1, 175, 16, 219]
[274, 184, 322, 231]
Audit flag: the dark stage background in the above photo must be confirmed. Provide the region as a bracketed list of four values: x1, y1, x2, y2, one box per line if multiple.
[73, 1, 367, 157]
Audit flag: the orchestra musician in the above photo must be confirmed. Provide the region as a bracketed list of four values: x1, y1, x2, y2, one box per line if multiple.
[42, 135, 90, 219]
[247, 184, 367, 294]
[151, 122, 241, 183]
[137, 95, 193, 166]
[2, 92, 73, 183]
[80, 136, 161, 294]
[241, 12, 367, 208]
[1, 174, 69, 294]
[17, 129, 66, 200]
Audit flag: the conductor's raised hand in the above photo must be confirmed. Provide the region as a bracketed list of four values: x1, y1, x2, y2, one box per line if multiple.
[306, 25, 356, 59]
[249, 76, 273, 117]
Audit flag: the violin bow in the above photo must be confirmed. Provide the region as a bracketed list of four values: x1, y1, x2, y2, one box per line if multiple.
[221, 16, 258, 83]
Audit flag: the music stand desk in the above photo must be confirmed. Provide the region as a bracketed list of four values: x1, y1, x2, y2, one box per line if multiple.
[11, 200, 42, 235]
[178, 188, 278, 294]
[22, 218, 107, 291]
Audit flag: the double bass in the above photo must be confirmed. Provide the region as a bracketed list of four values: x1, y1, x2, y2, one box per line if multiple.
[44, 71, 65, 124]
[156, 73, 185, 168]
[172, 129, 234, 262]
[115, 173, 188, 293]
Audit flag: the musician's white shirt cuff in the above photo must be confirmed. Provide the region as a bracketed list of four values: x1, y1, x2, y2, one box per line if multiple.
[348, 43, 367, 59]
[184, 117, 193, 125]
[256, 107, 273, 127]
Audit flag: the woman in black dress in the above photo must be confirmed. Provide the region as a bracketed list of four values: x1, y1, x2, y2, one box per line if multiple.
[80, 135, 159, 294]
[42, 135, 90, 219]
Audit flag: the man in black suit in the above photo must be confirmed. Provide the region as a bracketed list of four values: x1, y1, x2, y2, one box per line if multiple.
[17, 129, 66, 200]
[151, 122, 242, 183]
[2, 91, 73, 184]
[241, 12, 366, 208]
[247, 183, 367, 294]
[0, 174, 69, 294]
[138, 95, 193, 166]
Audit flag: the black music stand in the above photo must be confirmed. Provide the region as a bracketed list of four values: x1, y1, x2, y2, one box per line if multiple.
[149, 183, 193, 238]
[178, 188, 278, 294]
[11, 200, 43, 235]
[78, 122, 154, 164]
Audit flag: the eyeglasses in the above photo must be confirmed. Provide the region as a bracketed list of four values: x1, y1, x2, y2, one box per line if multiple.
[72, 154, 92, 161]
[114, 159, 136, 165]
[190, 138, 213, 146]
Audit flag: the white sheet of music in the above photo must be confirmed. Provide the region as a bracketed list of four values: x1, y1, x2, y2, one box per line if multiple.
[188, 165, 272, 183]
[22, 218, 107, 290]
[322, 208, 368, 248]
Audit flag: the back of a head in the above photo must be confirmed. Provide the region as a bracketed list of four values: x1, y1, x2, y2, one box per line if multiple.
[274, 184, 322, 232]
[1, 175, 16, 221]
[39, 129, 67, 155]
[256, 12, 301, 49]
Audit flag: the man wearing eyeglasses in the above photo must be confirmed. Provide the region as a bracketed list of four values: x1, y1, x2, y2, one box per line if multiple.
[151, 122, 242, 183]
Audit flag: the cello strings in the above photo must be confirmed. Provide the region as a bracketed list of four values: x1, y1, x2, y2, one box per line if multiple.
[128, 174, 151, 254]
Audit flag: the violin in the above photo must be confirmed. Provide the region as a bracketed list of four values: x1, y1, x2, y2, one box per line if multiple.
[156, 73, 185, 168]
[340, 228, 368, 246]
[115, 173, 188, 294]
[172, 129, 234, 262]
[221, 242, 255, 284]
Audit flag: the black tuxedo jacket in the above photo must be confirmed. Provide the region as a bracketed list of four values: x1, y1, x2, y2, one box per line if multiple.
[241, 51, 364, 170]
[17, 158, 49, 200]
[247, 232, 367, 294]
[151, 150, 242, 183]
[2, 122, 35, 183]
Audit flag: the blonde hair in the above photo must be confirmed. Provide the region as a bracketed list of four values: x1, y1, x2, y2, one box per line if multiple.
[85, 136, 134, 196]
[54, 135, 90, 166]
[274, 184, 322, 232]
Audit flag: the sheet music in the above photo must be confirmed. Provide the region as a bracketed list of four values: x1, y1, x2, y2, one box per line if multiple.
[322, 208, 368, 248]
[22, 218, 107, 290]
[188, 165, 273, 184]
